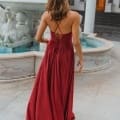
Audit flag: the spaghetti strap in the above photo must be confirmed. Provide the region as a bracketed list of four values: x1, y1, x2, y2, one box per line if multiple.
[54, 21, 63, 35]
[53, 21, 63, 40]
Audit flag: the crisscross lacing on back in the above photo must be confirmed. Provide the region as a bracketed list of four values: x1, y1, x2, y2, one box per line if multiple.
[54, 21, 63, 40]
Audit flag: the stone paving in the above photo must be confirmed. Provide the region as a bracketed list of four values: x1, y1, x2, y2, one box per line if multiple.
[0, 41, 120, 120]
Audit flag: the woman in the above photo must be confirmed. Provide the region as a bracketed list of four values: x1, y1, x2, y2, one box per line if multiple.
[26, 0, 83, 120]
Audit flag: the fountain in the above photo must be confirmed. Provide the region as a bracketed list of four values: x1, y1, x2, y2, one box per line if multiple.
[0, 7, 34, 53]
[0, 0, 113, 82]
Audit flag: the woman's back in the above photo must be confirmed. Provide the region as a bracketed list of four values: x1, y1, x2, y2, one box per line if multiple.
[44, 10, 80, 35]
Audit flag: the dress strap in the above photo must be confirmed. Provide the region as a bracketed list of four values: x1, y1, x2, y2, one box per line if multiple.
[54, 21, 63, 35]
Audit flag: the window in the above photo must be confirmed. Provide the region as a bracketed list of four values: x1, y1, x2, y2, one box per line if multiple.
[80, 0, 85, 2]
[119, 0, 120, 8]
[108, 0, 113, 3]
[69, 0, 74, 5]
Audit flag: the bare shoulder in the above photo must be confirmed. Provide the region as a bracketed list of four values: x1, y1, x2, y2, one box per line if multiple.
[69, 11, 80, 19]
[41, 11, 49, 20]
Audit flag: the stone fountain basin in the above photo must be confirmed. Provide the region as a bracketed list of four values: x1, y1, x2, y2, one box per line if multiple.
[0, 51, 42, 81]
[0, 34, 113, 82]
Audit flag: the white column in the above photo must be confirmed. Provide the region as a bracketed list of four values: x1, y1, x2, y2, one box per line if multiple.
[84, 0, 97, 33]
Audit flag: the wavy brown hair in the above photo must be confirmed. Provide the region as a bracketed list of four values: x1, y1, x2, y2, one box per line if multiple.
[46, 0, 70, 21]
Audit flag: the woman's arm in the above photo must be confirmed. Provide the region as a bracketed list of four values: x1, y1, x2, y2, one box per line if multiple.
[34, 12, 49, 43]
[72, 12, 83, 72]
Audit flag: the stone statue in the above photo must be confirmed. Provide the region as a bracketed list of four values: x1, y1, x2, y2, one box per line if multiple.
[2, 7, 16, 45]
[6, 12, 33, 47]
[0, 7, 33, 47]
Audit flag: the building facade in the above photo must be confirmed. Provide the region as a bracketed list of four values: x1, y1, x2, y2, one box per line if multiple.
[70, 0, 120, 13]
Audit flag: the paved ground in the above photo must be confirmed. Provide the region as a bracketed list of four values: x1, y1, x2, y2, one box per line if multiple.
[0, 41, 120, 120]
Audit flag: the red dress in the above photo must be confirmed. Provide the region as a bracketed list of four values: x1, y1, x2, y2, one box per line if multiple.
[26, 26, 75, 120]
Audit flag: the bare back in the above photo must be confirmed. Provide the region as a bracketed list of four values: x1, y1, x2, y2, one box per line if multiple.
[45, 10, 80, 35]
[35, 10, 81, 46]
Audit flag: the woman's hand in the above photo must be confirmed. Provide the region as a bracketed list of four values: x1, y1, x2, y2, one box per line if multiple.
[75, 59, 83, 73]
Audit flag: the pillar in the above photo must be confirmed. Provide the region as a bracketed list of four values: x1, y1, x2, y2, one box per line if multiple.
[84, 0, 97, 33]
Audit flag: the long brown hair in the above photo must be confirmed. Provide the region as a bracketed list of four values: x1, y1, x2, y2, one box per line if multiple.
[46, 0, 70, 21]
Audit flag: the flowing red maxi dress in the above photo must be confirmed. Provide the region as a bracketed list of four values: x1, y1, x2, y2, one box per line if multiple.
[26, 25, 75, 120]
